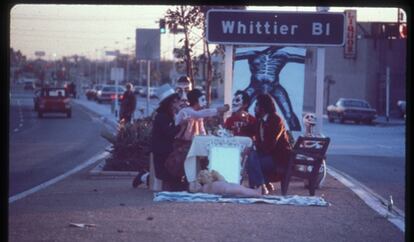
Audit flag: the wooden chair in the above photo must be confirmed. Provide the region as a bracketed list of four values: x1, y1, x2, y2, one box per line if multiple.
[281, 136, 330, 196]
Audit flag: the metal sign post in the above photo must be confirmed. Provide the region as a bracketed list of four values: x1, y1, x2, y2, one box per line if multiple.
[135, 28, 160, 117]
[386, 66, 390, 122]
[111, 67, 124, 119]
[224, 45, 233, 118]
[147, 60, 151, 117]
[316, 48, 325, 134]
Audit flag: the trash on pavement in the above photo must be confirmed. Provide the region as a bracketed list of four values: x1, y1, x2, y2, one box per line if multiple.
[69, 223, 96, 228]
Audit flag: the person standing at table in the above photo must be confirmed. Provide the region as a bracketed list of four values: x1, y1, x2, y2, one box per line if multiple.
[224, 90, 256, 140]
[174, 75, 192, 109]
[246, 93, 292, 195]
[132, 84, 187, 190]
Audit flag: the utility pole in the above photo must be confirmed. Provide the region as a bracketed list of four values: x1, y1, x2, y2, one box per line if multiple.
[386, 66, 390, 122]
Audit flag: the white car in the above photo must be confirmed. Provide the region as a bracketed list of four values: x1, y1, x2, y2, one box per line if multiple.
[141, 87, 158, 98]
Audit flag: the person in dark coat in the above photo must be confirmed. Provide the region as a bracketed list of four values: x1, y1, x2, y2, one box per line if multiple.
[120, 83, 137, 123]
[132, 84, 187, 190]
[246, 94, 292, 195]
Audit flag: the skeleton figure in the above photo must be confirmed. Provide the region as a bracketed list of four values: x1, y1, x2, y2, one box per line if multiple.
[302, 113, 317, 137]
[301, 112, 327, 188]
[235, 46, 305, 131]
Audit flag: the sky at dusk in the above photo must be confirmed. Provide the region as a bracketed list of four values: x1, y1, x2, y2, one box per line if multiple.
[10, 4, 405, 60]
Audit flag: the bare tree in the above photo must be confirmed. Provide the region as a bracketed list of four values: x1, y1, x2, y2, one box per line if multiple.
[165, 6, 203, 88]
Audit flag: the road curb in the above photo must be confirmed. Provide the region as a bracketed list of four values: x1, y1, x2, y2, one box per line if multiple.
[327, 165, 405, 232]
[89, 157, 138, 178]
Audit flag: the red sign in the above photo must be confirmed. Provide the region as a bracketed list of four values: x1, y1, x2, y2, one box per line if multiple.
[344, 10, 357, 59]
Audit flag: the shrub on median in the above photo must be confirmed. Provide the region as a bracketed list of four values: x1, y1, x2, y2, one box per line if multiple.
[102, 117, 152, 171]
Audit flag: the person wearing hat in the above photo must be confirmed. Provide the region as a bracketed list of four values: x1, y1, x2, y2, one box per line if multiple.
[132, 84, 187, 190]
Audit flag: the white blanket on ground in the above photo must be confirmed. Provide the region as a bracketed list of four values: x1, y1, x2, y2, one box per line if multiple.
[153, 191, 329, 206]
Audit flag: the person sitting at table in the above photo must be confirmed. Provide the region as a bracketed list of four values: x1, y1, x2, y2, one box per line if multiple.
[164, 89, 230, 180]
[224, 90, 257, 139]
[191, 169, 262, 197]
[175, 88, 230, 140]
[132, 84, 188, 191]
[246, 94, 292, 195]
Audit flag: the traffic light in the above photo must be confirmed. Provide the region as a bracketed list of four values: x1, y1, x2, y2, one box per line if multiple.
[159, 19, 166, 34]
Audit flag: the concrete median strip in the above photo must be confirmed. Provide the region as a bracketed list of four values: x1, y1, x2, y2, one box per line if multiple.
[327, 166, 405, 232]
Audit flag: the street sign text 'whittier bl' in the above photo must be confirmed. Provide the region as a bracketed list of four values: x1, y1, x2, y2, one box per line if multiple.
[206, 10, 345, 46]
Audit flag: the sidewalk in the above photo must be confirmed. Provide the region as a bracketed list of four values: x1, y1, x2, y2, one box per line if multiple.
[8, 96, 405, 242]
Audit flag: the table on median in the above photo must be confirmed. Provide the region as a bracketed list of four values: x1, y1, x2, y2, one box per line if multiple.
[184, 135, 253, 183]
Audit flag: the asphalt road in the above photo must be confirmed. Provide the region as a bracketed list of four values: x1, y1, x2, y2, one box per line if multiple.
[9, 89, 109, 196]
[323, 119, 405, 212]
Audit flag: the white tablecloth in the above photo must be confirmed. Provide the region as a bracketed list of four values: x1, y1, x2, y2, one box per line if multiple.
[184, 135, 253, 182]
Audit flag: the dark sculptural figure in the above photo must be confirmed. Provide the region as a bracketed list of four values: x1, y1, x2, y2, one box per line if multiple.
[235, 46, 305, 131]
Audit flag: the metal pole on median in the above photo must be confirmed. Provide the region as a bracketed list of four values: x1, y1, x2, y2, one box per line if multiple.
[147, 60, 151, 117]
[315, 47, 325, 135]
[386, 66, 390, 122]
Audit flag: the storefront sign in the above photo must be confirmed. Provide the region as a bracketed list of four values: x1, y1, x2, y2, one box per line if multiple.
[344, 10, 357, 59]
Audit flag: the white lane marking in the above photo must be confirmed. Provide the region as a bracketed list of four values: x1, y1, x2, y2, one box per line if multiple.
[19, 123, 23, 127]
[327, 166, 405, 232]
[14, 128, 19, 132]
[9, 149, 110, 204]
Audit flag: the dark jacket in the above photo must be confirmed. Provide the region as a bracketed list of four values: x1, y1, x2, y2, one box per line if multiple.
[255, 112, 292, 180]
[120, 90, 136, 116]
[151, 112, 181, 155]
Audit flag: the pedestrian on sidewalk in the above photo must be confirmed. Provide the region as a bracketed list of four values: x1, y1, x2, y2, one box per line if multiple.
[120, 83, 137, 124]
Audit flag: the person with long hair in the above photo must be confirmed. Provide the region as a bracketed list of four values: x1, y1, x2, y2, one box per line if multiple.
[246, 94, 292, 195]
[132, 84, 186, 190]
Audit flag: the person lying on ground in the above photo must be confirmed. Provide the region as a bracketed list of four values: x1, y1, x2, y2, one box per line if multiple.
[189, 169, 263, 197]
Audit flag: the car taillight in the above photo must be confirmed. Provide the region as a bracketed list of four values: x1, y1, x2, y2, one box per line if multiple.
[110, 94, 116, 100]
[119, 95, 123, 100]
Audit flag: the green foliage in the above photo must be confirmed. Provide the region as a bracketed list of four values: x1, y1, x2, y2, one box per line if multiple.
[104, 117, 153, 171]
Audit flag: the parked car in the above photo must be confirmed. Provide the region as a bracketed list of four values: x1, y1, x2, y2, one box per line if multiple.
[140, 87, 158, 98]
[134, 85, 145, 95]
[327, 98, 377, 124]
[23, 80, 35, 90]
[397, 100, 406, 118]
[86, 84, 104, 100]
[96, 85, 125, 103]
[35, 87, 71, 118]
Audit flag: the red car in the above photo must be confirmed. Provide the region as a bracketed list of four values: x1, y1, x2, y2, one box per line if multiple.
[35, 87, 72, 118]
